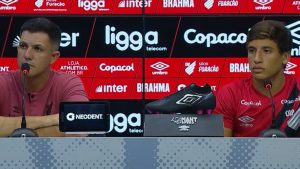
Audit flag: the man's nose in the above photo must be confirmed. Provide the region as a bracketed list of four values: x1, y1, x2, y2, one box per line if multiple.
[253, 51, 262, 63]
[23, 48, 32, 60]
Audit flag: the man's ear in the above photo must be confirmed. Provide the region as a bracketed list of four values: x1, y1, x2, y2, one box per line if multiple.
[282, 51, 291, 65]
[50, 50, 60, 64]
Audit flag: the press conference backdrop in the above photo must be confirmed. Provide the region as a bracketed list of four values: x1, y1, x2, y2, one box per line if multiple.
[0, 0, 300, 136]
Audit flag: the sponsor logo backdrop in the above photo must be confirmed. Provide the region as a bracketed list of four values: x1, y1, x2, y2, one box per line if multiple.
[1, 15, 300, 136]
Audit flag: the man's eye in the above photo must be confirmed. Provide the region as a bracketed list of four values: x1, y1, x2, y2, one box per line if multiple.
[264, 49, 271, 53]
[18, 43, 27, 49]
[34, 46, 42, 52]
[248, 49, 255, 54]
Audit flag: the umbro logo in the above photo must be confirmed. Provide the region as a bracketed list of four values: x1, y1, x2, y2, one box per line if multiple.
[150, 62, 169, 71]
[0, 0, 18, 6]
[176, 94, 202, 105]
[285, 62, 297, 71]
[284, 62, 297, 75]
[238, 116, 254, 123]
[253, 0, 273, 6]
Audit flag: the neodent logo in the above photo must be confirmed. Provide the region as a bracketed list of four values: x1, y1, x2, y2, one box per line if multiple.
[0, 66, 9, 72]
[105, 25, 158, 51]
[184, 29, 247, 47]
[66, 112, 103, 121]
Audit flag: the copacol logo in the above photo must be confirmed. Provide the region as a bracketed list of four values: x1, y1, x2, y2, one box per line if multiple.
[107, 113, 143, 133]
[105, 25, 158, 51]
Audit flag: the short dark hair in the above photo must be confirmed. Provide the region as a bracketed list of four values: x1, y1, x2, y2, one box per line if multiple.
[20, 17, 61, 50]
[246, 20, 292, 54]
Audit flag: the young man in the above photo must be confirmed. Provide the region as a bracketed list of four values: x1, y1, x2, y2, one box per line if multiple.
[0, 17, 88, 137]
[214, 20, 300, 137]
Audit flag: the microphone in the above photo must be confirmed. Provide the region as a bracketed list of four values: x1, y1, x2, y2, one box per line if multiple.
[11, 63, 38, 137]
[260, 80, 286, 137]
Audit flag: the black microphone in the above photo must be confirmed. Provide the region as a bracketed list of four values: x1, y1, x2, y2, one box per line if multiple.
[260, 80, 286, 137]
[11, 63, 38, 137]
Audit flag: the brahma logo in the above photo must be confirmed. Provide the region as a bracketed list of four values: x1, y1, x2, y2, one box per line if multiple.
[185, 61, 196, 75]
[229, 63, 250, 72]
[0, 0, 17, 5]
[163, 0, 194, 8]
[286, 21, 300, 56]
[284, 62, 297, 75]
[150, 62, 169, 75]
[253, 0, 273, 10]
[176, 94, 202, 105]
[118, 0, 152, 8]
[204, 0, 214, 9]
[137, 83, 170, 92]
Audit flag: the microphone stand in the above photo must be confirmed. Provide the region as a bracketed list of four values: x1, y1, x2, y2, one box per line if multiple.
[11, 64, 38, 137]
[260, 80, 286, 138]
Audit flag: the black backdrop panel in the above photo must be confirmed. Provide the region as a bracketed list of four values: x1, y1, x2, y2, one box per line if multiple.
[3, 17, 94, 58]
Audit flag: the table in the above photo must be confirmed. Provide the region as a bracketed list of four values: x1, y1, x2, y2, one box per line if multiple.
[0, 137, 299, 169]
